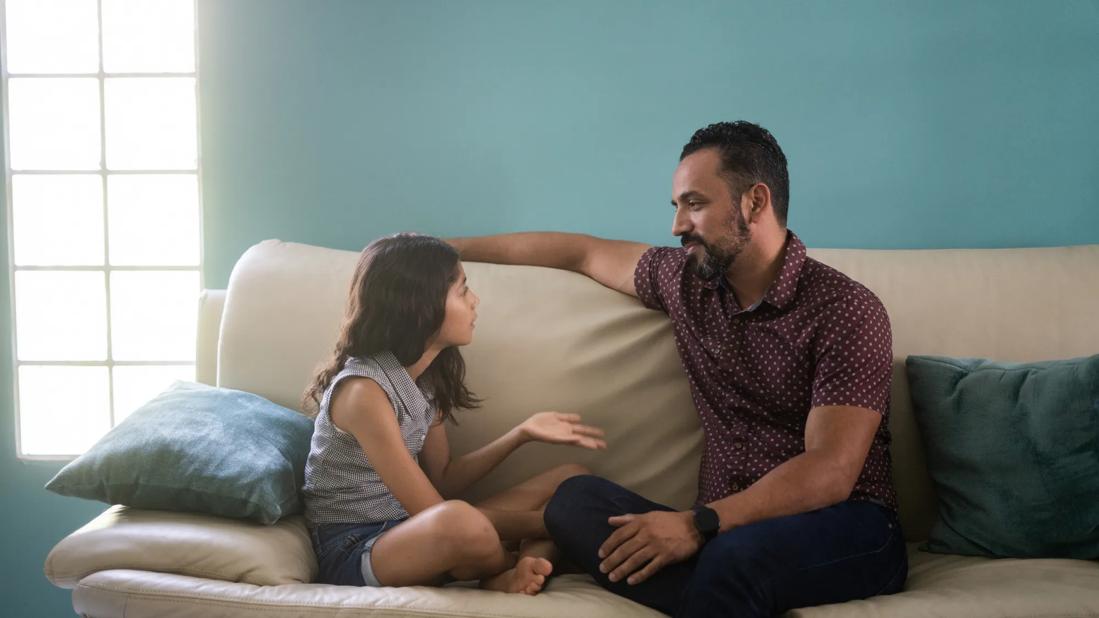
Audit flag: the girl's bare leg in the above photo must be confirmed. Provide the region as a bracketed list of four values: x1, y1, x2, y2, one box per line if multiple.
[479, 463, 591, 512]
[369, 500, 516, 587]
[476, 464, 591, 592]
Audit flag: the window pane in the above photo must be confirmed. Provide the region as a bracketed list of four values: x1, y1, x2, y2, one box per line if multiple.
[104, 77, 197, 170]
[19, 365, 111, 456]
[112, 365, 194, 423]
[15, 271, 108, 361]
[12, 175, 104, 266]
[8, 78, 101, 170]
[102, 0, 195, 73]
[4, 0, 99, 74]
[110, 271, 199, 361]
[107, 174, 200, 266]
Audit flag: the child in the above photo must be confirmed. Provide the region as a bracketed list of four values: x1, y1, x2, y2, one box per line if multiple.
[302, 233, 606, 595]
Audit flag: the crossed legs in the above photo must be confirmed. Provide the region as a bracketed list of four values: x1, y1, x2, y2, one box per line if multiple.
[545, 475, 908, 617]
[369, 463, 588, 593]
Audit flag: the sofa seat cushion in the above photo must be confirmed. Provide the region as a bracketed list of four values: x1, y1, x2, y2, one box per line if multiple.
[44, 506, 316, 588]
[791, 545, 1099, 617]
[72, 570, 666, 618]
[64, 545, 1099, 618]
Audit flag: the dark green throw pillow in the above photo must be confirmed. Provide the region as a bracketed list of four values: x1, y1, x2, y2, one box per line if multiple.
[906, 354, 1099, 559]
[46, 381, 314, 524]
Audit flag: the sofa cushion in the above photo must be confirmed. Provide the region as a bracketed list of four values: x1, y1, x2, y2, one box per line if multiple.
[44, 506, 316, 589]
[906, 354, 1099, 559]
[64, 546, 1099, 618]
[45, 381, 314, 524]
[787, 545, 1099, 617]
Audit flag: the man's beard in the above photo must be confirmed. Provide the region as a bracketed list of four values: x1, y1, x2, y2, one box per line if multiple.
[682, 211, 751, 282]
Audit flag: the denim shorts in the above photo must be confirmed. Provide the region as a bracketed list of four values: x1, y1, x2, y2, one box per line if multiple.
[310, 519, 406, 586]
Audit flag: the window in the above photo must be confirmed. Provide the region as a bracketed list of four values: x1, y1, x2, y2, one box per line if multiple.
[2, 0, 201, 458]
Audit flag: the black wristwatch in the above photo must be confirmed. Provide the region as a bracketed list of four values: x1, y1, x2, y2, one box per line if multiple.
[691, 505, 720, 542]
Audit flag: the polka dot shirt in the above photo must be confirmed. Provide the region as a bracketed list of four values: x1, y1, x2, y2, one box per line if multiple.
[634, 231, 898, 511]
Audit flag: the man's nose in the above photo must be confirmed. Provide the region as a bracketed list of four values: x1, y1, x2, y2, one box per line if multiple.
[672, 206, 691, 237]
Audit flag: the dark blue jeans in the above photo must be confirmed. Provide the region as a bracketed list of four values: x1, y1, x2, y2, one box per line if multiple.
[544, 475, 907, 617]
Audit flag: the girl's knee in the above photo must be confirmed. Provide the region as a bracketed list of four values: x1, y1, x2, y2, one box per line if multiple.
[429, 500, 499, 549]
[430, 501, 508, 577]
[448, 501, 497, 543]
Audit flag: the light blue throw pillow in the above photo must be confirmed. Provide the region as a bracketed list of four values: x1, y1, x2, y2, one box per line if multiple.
[46, 381, 314, 525]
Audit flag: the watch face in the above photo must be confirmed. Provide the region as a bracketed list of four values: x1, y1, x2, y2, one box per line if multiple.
[694, 507, 719, 535]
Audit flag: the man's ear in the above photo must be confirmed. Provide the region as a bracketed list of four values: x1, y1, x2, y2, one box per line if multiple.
[745, 183, 772, 222]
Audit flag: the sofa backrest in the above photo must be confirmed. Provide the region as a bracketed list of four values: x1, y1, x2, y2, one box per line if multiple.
[210, 240, 1099, 541]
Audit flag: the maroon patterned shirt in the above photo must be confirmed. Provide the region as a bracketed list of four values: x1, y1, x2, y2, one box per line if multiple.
[634, 231, 897, 511]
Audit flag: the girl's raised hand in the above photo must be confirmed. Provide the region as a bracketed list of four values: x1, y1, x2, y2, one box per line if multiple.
[519, 412, 607, 450]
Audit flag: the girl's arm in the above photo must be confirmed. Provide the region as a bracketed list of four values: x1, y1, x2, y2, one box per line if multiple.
[330, 377, 444, 516]
[420, 410, 606, 499]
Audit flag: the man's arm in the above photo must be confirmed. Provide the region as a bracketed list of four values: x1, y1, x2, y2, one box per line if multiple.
[448, 232, 650, 297]
[706, 404, 881, 529]
[597, 405, 881, 585]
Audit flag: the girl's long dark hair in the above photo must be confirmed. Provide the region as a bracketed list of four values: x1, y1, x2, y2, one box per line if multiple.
[303, 234, 480, 422]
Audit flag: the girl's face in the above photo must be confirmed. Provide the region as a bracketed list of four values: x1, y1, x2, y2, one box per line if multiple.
[436, 263, 479, 348]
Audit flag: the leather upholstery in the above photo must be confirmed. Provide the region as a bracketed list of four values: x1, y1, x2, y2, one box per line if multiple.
[46, 239, 1099, 617]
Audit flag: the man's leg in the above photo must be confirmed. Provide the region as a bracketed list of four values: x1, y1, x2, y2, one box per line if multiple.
[678, 500, 908, 618]
[543, 475, 695, 615]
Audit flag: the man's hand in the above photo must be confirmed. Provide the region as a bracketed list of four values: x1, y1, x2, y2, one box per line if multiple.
[598, 510, 702, 585]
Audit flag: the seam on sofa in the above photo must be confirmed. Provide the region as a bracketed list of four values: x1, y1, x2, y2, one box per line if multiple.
[52, 565, 306, 587]
[75, 579, 554, 618]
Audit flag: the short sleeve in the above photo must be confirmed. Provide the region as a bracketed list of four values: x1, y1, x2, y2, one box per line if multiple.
[633, 246, 686, 313]
[810, 290, 893, 415]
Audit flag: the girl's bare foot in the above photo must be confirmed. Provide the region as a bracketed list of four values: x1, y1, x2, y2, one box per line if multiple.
[480, 556, 554, 595]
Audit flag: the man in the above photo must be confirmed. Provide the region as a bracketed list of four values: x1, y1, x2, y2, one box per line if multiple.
[448, 121, 907, 617]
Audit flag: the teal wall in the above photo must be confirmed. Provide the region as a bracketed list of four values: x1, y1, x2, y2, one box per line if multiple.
[3, 1, 1098, 614]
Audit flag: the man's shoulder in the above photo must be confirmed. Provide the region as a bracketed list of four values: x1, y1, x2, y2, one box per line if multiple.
[800, 257, 888, 316]
[635, 245, 689, 286]
[640, 245, 688, 268]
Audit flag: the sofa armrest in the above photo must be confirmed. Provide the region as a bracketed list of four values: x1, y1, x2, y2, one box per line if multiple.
[45, 505, 317, 589]
[197, 288, 226, 386]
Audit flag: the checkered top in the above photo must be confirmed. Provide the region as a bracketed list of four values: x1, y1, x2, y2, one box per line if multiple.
[302, 351, 435, 525]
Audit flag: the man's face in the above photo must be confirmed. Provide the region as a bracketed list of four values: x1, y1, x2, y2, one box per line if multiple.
[671, 148, 752, 281]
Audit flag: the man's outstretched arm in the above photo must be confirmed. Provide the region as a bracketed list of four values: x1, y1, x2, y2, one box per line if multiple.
[448, 232, 651, 298]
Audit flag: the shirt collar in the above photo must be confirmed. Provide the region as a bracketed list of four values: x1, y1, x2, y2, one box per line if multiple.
[375, 350, 432, 417]
[763, 230, 806, 310]
[699, 230, 806, 310]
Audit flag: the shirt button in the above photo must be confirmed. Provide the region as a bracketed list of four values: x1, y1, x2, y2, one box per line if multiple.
[733, 441, 745, 451]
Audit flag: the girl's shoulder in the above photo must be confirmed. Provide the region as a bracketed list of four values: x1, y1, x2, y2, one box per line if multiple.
[340, 354, 388, 380]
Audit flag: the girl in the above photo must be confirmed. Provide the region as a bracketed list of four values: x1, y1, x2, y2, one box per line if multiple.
[302, 233, 606, 595]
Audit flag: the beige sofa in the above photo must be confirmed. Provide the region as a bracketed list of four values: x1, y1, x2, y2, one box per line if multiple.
[45, 239, 1099, 617]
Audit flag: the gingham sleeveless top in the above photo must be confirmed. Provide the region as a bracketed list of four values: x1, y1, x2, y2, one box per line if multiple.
[302, 352, 436, 525]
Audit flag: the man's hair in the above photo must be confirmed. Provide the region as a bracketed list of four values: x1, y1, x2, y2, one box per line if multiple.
[680, 121, 790, 226]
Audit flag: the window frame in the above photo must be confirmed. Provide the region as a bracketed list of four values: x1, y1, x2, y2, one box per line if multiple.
[1, 0, 204, 461]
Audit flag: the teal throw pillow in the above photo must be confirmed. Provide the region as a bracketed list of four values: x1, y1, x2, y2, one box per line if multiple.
[906, 354, 1099, 559]
[46, 381, 314, 525]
